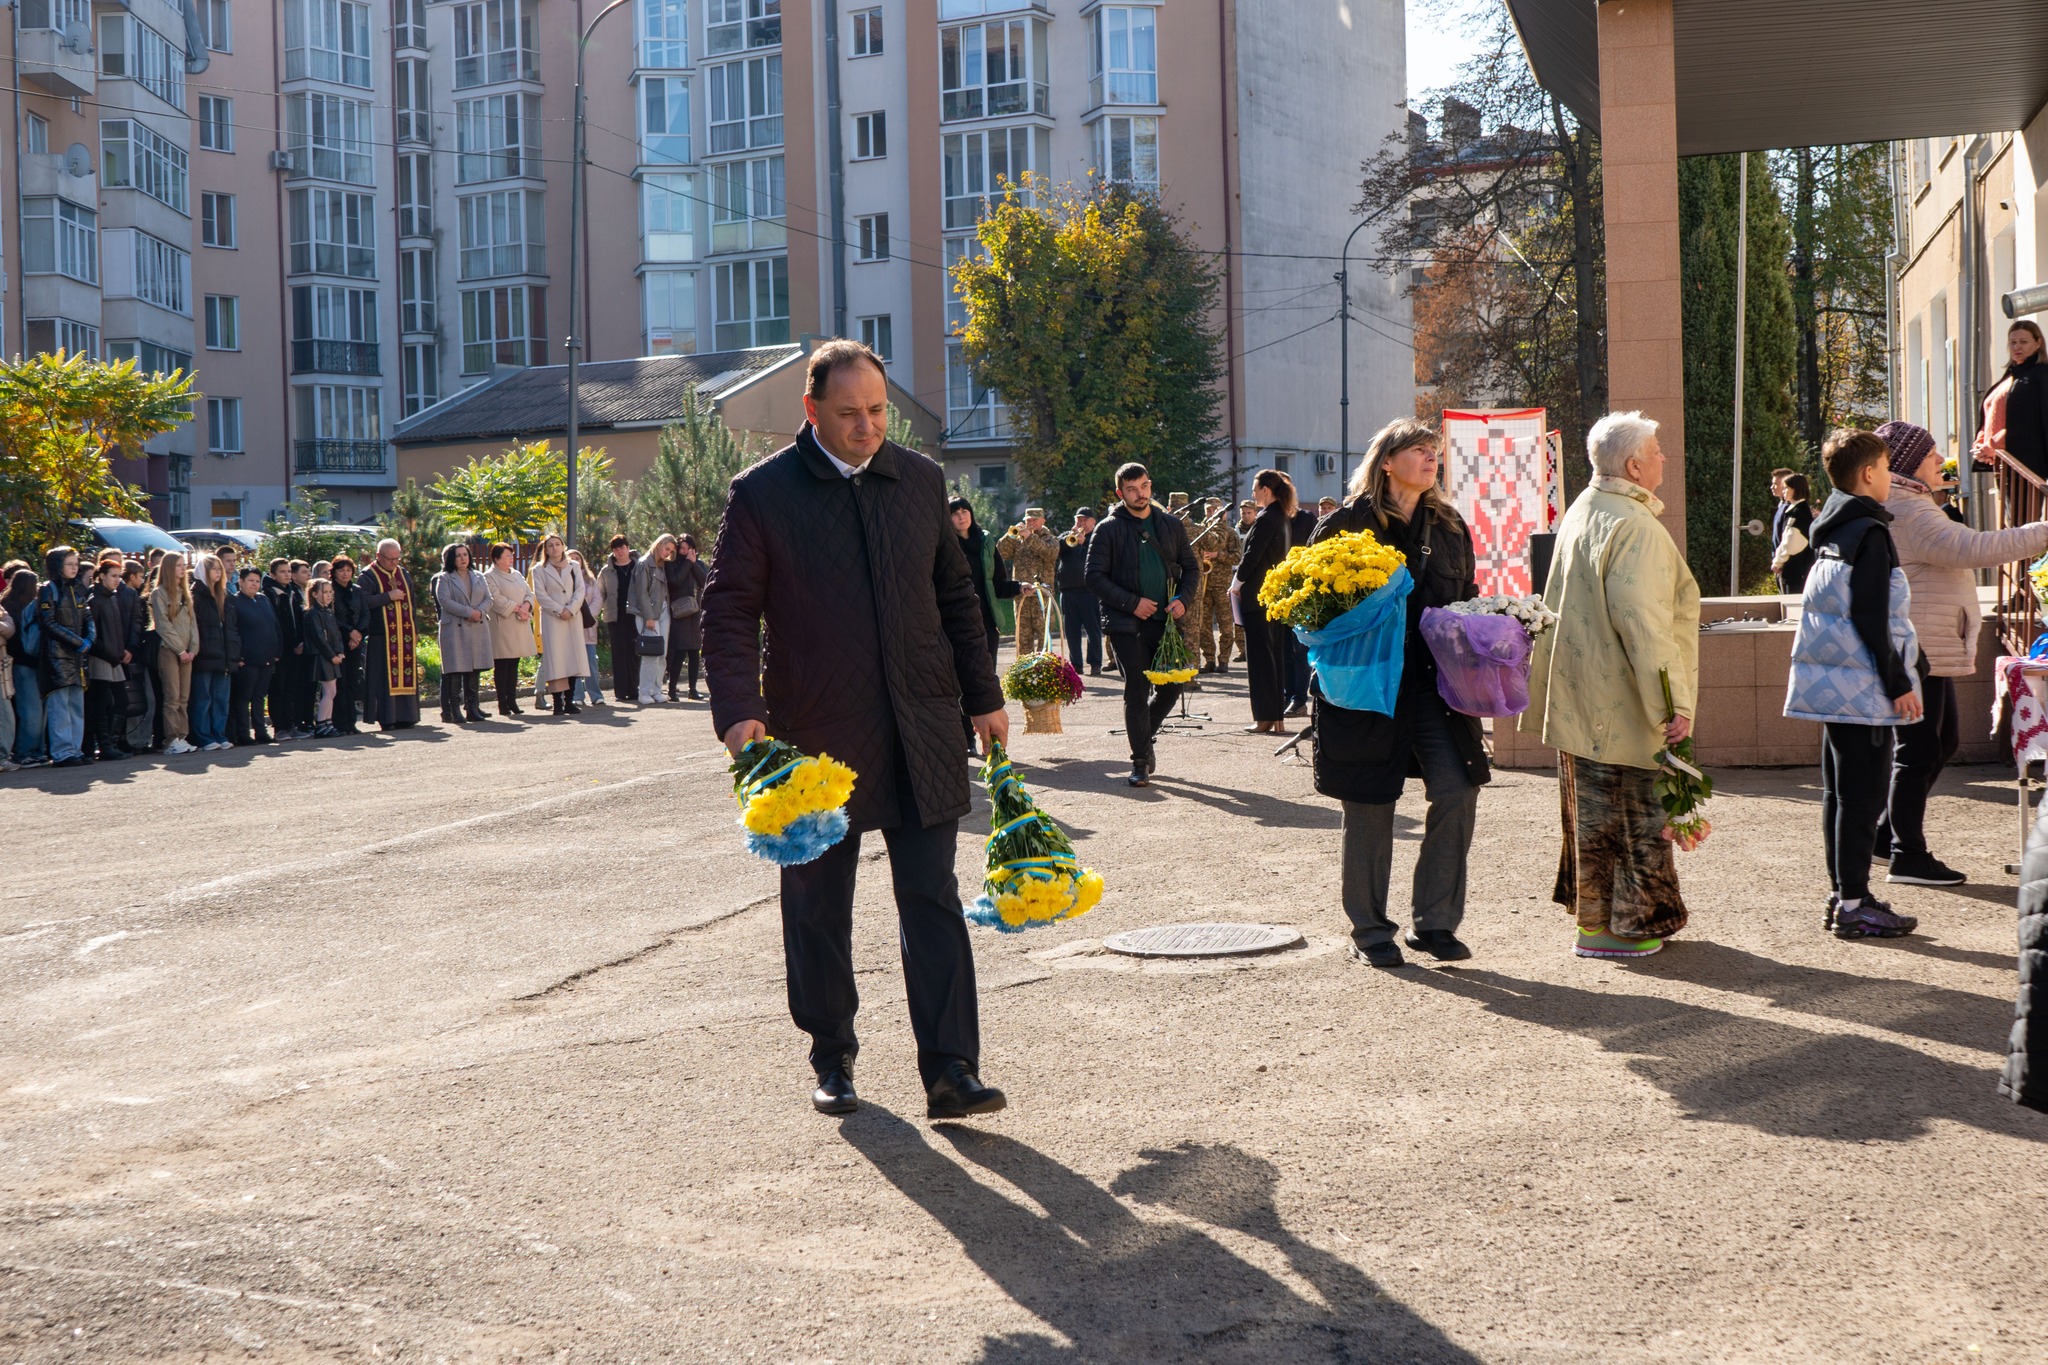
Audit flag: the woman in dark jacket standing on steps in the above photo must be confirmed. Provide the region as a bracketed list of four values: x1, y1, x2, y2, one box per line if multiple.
[1233, 469, 1298, 734]
[1310, 418, 1491, 970]
[1976, 320, 2048, 480]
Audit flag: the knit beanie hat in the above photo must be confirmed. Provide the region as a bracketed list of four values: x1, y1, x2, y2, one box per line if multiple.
[1875, 420, 1935, 478]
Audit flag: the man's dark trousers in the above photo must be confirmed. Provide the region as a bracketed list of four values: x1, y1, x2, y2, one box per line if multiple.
[778, 775, 978, 1088]
[1108, 617, 1182, 764]
[608, 619, 641, 702]
[1061, 588, 1102, 671]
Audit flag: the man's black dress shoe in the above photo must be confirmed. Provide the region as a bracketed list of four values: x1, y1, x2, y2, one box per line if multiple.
[926, 1062, 1006, 1119]
[1127, 763, 1150, 788]
[1349, 941, 1406, 969]
[812, 1065, 858, 1115]
[1404, 930, 1473, 961]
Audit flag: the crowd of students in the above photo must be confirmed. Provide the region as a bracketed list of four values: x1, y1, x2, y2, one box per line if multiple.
[0, 532, 717, 769]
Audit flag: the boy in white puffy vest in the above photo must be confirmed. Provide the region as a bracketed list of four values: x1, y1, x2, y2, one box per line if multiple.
[1784, 430, 1923, 938]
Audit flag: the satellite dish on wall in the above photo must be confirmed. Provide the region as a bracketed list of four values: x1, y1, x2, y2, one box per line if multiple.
[64, 143, 92, 178]
[60, 20, 89, 54]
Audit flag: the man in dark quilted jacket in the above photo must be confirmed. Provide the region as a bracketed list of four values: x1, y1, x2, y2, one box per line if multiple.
[702, 338, 1011, 1123]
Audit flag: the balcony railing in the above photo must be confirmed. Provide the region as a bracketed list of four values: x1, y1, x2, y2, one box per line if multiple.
[295, 439, 387, 475]
[292, 339, 381, 376]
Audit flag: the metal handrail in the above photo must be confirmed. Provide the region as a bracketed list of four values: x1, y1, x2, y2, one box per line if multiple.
[1992, 450, 2046, 652]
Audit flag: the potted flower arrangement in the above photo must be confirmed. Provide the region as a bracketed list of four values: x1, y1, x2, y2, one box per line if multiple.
[1004, 649, 1085, 734]
[1256, 530, 1411, 715]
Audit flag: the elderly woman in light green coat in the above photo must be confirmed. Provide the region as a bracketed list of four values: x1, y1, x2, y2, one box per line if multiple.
[1522, 410, 1701, 960]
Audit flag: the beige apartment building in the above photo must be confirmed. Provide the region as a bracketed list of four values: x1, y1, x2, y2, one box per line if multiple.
[1894, 106, 2048, 492]
[5, 0, 1410, 529]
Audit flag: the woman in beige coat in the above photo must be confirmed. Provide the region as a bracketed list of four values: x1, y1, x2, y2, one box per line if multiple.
[529, 534, 589, 716]
[1876, 420, 2048, 886]
[483, 542, 537, 717]
[149, 555, 201, 755]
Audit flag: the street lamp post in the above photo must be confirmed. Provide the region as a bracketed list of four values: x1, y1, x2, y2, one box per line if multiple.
[1335, 200, 1401, 489]
[565, 0, 633, 554]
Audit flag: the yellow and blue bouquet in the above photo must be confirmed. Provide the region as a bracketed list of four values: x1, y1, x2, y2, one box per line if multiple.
[1257, 529, 1408, 630]
[730, 737, 857, 866]
[964, 743, 1104, 933]
[1144, 614, 1200, 685]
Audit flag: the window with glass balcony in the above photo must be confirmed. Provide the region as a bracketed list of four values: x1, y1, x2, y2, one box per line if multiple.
[706, 0, 778, 55]
[398, 154, 433, 237]
[104, 229, 192, 315]
[941, 125, 1048, 229]
[99, 14, 188, 109]
[25, 317, 99, 360]
[641, 77, 691, 166]
[295, 385, 383, 471]
[943, 236, 1010, 439]
[937, 0, 1033, 16]
[711, 257, 787, 349]
[453, 0, 537, 88]
[642, 174, 698, 261]
[292, 283, 380, 374]
[100, 119, 189, 215]
[940, 17, 1047, 121]
[402, 342, 441, 417]
[707, 55, 782, 152]
[1091, 114, 1158, 190]
[461, 285, 546, 372]
[640, 0, 688, 67]
[456, 94, 541, 183]
[104, 341, 193, 380]
[395, 0, 428, 50]
[1089, 6, 1157, 107]
[284, 0, 373, 87]
[207, 398, 244, 454]
[205, 295, 240, 350]
[201, 193, 236, 247]
[400, 248, 437, 332]
[22, 198, 98, 284]
[287, 93, 375, 184]
[458, 190, 546, 279]
[20, 0, 90, 33]
[643, 271, 697, 354]
[288, 188, 377, 278]
[397, 59, 431, 144]
[709, 156, 784, 253]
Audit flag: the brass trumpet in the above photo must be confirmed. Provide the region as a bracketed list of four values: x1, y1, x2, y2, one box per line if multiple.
[1063, 526, 1087, 546]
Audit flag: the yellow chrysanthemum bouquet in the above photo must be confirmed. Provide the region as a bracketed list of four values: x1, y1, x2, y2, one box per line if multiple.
[1258, 529, 1413, 715]
[730, 737, 857, 866]
[1144, 614, 1200, 685]
[963, 743, 1104, 933]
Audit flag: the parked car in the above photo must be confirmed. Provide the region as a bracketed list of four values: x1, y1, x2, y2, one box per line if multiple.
[71, 517, 187, 557]
[170, 527, 269, 555]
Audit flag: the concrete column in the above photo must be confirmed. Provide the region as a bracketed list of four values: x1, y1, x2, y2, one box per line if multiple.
[1597, 0, 1686, 546]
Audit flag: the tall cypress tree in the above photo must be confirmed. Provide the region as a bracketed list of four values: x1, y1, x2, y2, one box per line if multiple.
[1680, 151, 1799, 593]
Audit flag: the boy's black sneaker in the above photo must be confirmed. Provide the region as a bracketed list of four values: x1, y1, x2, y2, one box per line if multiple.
[1832, 897, 1917, 939]
[1885, 852, 1966, 886]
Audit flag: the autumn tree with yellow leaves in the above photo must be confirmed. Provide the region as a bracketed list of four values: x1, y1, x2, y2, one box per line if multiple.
[950, 178, 1224, 512]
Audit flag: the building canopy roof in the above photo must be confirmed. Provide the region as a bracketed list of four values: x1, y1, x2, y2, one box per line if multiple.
[392, 347, 802, 446]
[1504, 0, 2048, 154]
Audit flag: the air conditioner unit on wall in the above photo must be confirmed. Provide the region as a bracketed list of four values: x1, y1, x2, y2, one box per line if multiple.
[267, 150, 296, 172]
[1314, 453, 1338, 475]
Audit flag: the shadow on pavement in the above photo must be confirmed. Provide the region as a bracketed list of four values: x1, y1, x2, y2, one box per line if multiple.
[1628, 940, 2013, 1054]
[841, 1110, 1479, 1363]
[1408, 966, 2042, 1143]
[1857, 935, 2019, 973]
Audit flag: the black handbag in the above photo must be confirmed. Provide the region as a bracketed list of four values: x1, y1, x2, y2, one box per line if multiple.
[636, 629, 666, 657]
[119, 673, 149, 718]
[669, 591, 699, 619]
[580, 601, 597, 629]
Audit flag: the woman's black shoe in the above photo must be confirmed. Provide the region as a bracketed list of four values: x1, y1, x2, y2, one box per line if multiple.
[562, 699, 581, 715]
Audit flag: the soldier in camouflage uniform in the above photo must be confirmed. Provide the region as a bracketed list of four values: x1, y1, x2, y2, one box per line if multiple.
[996, 507, 1060, 656]
[1233, 500, 1257, 661]
[1196, 496, 1243, 671]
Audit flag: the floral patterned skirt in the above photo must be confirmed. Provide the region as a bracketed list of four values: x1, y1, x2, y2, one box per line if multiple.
[1554, 752, 1689, 940]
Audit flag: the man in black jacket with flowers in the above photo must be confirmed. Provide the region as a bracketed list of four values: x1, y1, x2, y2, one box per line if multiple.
[703, 339, 1010, 1121]
[1085, 463, 1201, 787]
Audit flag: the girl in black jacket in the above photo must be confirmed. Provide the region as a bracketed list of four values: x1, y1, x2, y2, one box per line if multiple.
[1233, 470, 1299, 733]
[304, 578, 347, 737]
[84, 559, 133, 760]
[189, 555, 240, 752]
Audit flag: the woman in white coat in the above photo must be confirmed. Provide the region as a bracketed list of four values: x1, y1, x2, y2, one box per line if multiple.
[1876, 420, 2048, 886]
[483, 542, 537, 716]
[529, 534, 589, 716]
[626, 533, 676, 704]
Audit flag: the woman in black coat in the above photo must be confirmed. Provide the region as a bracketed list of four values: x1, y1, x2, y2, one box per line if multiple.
[1233, 469, 1298, 733]
[189, 554, 240, 752]
[1310, 419, 1492, 969]
[662, 534, 712, 700]
[1984, 320, 2048, 481]
[948, 496, 1016, 751]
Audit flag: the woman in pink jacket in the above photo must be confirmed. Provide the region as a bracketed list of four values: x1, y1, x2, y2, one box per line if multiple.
[1878, 420, 2048, 886]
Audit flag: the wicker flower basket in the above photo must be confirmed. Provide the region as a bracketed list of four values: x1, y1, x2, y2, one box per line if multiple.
[1023, 699, 1064, 734]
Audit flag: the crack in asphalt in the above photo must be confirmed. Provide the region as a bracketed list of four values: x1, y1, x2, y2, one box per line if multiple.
[514, 894, 777, 1001]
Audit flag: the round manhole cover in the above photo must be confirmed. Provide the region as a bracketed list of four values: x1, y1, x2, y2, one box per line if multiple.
[1101, 923, 1303, 959]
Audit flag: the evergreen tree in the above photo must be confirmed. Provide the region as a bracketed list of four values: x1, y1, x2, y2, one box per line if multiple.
[1680, 151, 1799, 593]
[261, 488, 377, 564]
[626, 389, 758, 551]
[376, 478, 451, 625]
